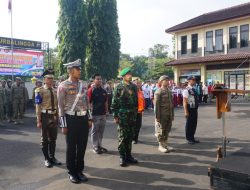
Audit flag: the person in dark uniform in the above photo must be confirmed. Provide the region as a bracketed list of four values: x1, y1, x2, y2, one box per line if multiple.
[35, 69, 61, 168]
[111, 67, 138, 167]
[182, 76, 200, 144]
[57, 59, 92, 184]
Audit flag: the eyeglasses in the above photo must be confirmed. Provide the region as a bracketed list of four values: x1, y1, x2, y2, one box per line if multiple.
[96, 78, 102, 80]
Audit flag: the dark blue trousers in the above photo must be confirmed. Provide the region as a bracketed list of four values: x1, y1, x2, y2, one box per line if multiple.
[185, 108, 198, 141]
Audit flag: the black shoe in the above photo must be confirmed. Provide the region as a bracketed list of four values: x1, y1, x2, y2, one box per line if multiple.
[126, 156, 138, 164]
[119, 157, 127, 167]
[193, 139, 200, 143]
[77, 172, 88, 182]
[50, 157, 62, 165]
[93, 147, 102, 154]
[99, 147, 108, 153]
[44, 160, 53, 168]
[187, 140, 195, 145]
[69, 174, 80, 184]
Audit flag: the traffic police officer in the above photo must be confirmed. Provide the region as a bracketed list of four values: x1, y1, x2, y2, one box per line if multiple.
[111, 67, 138, 167]
[11, 77, 25, 124]
[35, 69, 61, 168]
[57, 59, 91, 184]
[154, 75, 174, 153]
[183, 76, 200, 144]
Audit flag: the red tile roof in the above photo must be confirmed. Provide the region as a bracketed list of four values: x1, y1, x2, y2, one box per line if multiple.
[165, 3, 250, 33]
[165, 53, 250, 66]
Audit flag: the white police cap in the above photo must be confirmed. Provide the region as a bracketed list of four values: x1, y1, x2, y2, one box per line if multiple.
[63, 59, 81, 69]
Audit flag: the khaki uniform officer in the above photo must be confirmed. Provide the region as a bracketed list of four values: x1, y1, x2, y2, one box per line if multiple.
[58, 59, 92, 184]
[35, 69, 61, 168]
[11, 77, 25, 125]
[154, 75, 174, 153]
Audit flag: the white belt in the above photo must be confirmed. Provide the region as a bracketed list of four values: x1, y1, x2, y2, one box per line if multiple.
[66, 110, 87, 116]
[41, 110, 57, 114]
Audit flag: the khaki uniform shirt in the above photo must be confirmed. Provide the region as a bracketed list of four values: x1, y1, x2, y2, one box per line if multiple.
[11, 83, 25, 100]
[57, 79, 89, 117]
[154, 87, 174, 121]
[35, 84, 58, 122]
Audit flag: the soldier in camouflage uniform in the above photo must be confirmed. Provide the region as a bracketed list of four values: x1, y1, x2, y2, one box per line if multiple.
[154, 75, 174, 153]
[111, 68, 138, 167]
[11, 77, 26, 124]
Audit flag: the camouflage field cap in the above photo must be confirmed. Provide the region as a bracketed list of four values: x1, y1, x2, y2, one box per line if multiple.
[158, 75, 169, 82]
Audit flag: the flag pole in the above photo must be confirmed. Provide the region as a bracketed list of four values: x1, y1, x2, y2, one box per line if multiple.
[10, 0, 14, 82]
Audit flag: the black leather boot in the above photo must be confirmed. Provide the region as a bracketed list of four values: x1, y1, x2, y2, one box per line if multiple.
[119, 155, 127, 167]
[42, 146, 53, 168]
[49, 142, 61, 165]
[126, 154, 138, 164]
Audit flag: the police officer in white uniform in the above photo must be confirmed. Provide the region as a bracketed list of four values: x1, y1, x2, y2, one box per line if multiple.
[57, 59, 92, 184]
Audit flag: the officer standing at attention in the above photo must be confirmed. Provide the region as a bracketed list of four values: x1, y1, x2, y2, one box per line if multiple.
[35, 69, 61, 168]
[11, 77, 25, 125]
[154, 75, 174, 153]
[111, 67, 138, 167]
[57, 59, 91, 184]
[183, 76, 200, 144]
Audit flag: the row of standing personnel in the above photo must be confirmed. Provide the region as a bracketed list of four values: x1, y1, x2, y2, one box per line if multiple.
[0, 78, 29, 125]
[35, 59, 200, 184]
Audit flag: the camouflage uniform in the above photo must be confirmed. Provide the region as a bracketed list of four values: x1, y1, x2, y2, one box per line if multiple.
[111, 81, 138, 158]
[154, 87, 174, 150]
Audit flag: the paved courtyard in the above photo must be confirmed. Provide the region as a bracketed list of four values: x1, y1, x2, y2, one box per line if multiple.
[0, 102, 249, 190]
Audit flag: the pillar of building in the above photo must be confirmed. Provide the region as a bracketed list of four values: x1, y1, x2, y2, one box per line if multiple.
[200, 64, 206, 83]
[173, 66, 179, 84]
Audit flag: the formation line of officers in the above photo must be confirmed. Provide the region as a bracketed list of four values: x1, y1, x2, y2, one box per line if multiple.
[35, 59, 200, 184]
[0, 78, 29, 126]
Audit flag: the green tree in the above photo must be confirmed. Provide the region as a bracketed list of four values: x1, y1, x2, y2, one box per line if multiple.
[119, 53, 133, 71]
[85, 0, 120, 80]
[148, 44, 168, 59]
[43, 47, 60, 78]
[131, 56, 148, 78]
[146, 58, 174, 80]
[57, 0, 88, 79]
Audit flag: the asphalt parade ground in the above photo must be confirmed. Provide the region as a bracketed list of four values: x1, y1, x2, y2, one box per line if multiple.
[0, 102, 249, 190]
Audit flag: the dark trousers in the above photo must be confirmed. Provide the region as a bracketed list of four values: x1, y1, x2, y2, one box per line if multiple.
[107, 94, 112, 114]
[66, 114, 89, 175]
[145, 98, 151, 109]
[185, 108, 198, 141]
[203, 95, 208, 103]
[133, 113, 142, 142]
[41, 113, 58, 160]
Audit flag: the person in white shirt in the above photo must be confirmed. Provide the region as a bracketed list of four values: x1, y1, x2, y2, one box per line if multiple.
[202, 82, 208, 103]
[183, 76, 200, 145]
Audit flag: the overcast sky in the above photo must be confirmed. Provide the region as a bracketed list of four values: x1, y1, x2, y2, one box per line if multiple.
[0, 0, 249, 56]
